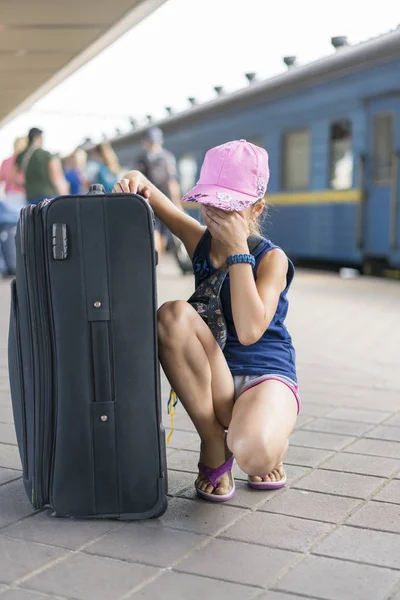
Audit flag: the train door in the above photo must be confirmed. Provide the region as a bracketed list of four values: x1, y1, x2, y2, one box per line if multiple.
[363, 96, 400, 260]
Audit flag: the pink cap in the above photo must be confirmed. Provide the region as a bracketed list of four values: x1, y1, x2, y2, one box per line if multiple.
[182, 139, 269, 212]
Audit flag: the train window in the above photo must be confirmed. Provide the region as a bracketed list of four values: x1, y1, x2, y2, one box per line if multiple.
[282, 130, 310, 190]
[178, 154, 198, 195]
[373, 113, 394, 183]
[330, 120, 353, 190]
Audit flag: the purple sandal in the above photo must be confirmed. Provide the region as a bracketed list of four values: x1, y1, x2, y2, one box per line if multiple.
[248, 468, 287, 490]
[196, 456, 236, 502]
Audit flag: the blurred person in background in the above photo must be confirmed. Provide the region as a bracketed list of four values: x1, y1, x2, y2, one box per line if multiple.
[14, 128, 69, 204]
[86, 142, 120, 193]
[64, 149, 87, 195]
[135, 127, 182, 258]
[0, 137, 27, 206]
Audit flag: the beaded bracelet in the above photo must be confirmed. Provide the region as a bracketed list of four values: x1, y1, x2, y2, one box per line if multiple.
[226, 254, 256, 268]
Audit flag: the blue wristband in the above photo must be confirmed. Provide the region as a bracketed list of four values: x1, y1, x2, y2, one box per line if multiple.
[226, 254, 256, 268]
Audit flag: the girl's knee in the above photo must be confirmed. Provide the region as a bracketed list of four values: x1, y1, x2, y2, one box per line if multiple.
[228, 433, 285, 476]
[157, 300, 193, 342]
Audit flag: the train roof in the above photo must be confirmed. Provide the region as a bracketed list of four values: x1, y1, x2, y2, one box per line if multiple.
[112, 26, 400, 145]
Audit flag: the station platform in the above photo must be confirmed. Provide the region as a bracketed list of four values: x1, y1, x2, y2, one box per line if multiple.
[0, 255, 399, 600]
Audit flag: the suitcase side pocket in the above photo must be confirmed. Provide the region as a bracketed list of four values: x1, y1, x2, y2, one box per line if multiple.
[8, 279, 28, 476]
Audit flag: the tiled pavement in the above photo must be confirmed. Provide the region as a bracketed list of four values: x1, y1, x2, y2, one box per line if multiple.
[0, 255, 399, 599]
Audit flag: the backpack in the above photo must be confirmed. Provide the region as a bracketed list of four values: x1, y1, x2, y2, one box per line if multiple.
[137, 151, 171, 197]
[188, 231, 263, 350]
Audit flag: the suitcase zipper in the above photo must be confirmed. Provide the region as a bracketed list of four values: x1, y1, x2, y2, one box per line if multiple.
[34, 206, 54, 508]
[40, 201, 58, 509]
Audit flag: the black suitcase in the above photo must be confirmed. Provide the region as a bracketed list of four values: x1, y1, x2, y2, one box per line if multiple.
[8, 186, 168, 519]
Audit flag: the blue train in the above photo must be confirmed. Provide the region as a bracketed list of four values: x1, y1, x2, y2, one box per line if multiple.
[111, 29, 400, 276]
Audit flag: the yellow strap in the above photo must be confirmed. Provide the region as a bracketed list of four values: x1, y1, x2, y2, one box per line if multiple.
[166, 389, 178, 444]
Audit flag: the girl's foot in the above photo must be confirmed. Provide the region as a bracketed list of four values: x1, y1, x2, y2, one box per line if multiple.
[195, 434, 235, 500]
[249, 462, 286, 483]
[248, 461, 286, 490]
[248, 439, 289, 490]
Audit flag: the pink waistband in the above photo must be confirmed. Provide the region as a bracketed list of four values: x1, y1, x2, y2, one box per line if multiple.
[244, 376, 301, 414]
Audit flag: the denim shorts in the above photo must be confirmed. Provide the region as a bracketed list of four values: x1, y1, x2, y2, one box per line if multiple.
[233, 374, 300, 414]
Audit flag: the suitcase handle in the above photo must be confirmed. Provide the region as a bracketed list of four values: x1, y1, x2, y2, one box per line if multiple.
[85, 187, 159, 269]
[87, 184, 105, 195]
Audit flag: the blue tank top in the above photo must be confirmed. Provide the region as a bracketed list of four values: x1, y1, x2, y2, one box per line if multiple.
[192, 231, 297, 382]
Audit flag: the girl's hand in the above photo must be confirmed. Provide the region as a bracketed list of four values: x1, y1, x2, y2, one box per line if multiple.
[113, 170, 152, 200]
[203, 207, 249, 254]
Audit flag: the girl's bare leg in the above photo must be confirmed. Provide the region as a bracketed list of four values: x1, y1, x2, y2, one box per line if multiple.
[227, 379, 297, 481]
[158, 300, 235, 495]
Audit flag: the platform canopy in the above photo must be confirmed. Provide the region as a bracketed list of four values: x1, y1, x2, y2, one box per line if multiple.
[0, 0, 167, 127]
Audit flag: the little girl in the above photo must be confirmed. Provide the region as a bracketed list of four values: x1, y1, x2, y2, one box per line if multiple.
[114, 139, 299, 502]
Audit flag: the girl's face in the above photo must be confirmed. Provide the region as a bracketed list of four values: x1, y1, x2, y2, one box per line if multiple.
[201, 198, 265, 229]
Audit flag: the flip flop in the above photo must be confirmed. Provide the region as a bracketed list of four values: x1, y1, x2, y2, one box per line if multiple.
[196, 456, 236, 502]
[248, 469, 287, 490]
